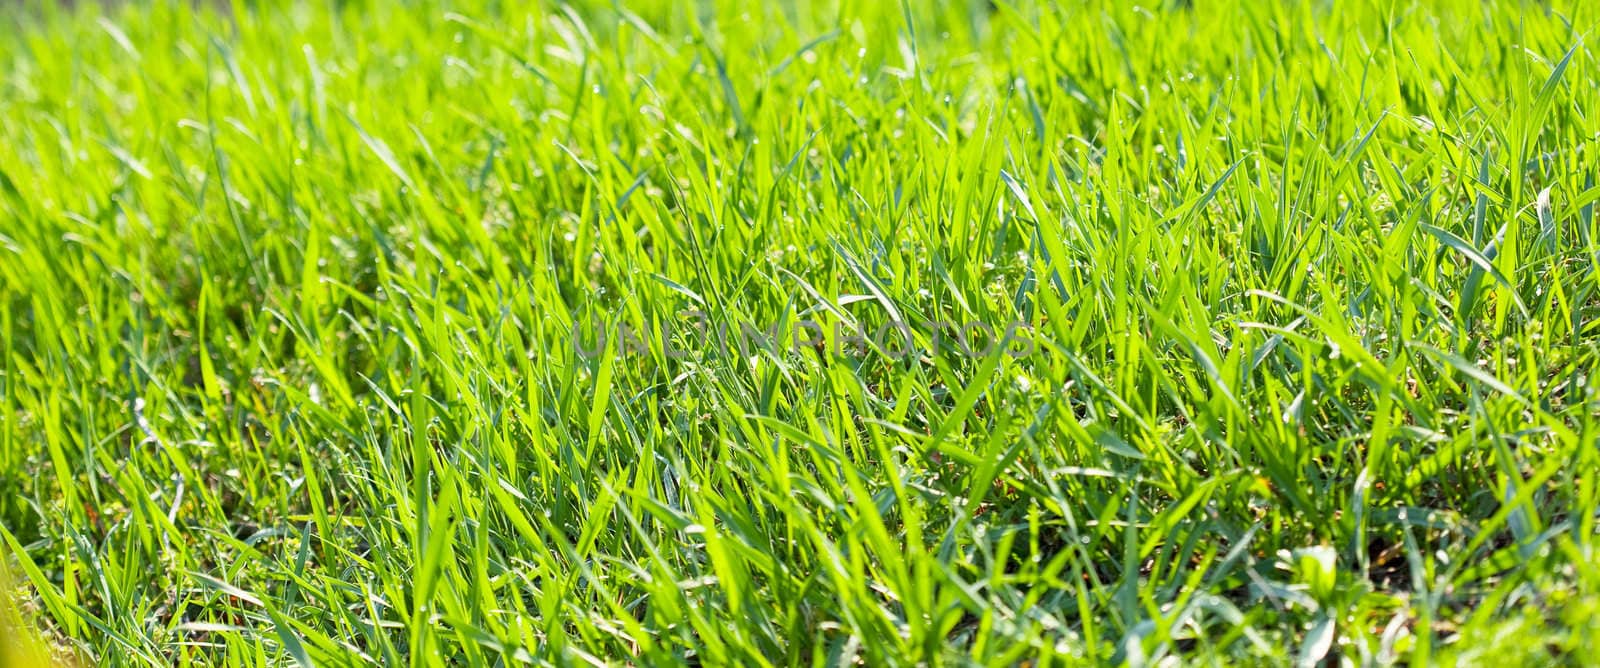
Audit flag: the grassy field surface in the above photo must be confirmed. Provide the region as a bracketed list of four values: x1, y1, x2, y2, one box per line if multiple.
[3, 0, 1600, 664]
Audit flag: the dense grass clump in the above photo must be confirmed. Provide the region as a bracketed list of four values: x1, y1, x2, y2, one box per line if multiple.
[3, 0, 1600, 664]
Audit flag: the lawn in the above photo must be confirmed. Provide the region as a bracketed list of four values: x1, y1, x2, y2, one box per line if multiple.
[2, 0, 1599, 664]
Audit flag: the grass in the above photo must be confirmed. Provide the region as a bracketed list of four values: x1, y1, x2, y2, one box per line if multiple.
[2, 0, 1600, 664]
